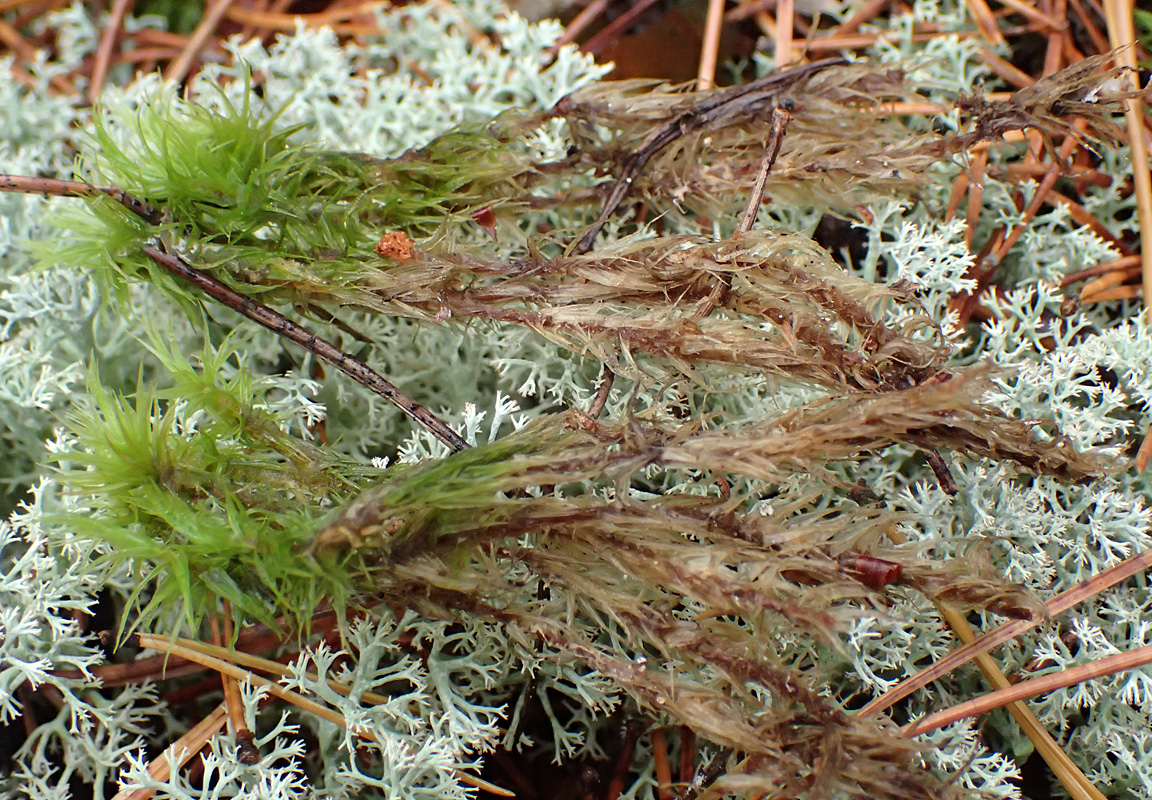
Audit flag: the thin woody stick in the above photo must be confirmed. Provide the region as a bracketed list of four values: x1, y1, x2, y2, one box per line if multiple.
[0, 174, 468, 452]
[692, 107, 792, 322]
[0, 174, 163, 224]
[737, 108, 792, 234]
[571, 57, 845, 255]
[141, 245, 468, 453]
[586, 366, 615, 418]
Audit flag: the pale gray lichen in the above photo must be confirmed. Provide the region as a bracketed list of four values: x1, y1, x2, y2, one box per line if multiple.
[3, 1, 1152, 799]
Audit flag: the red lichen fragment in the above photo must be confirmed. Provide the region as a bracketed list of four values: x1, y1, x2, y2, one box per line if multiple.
[842, 554, 903, 590]
[471, 205, 498, 239]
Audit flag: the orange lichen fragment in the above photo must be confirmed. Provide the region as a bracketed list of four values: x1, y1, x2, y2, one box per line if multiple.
[375, 231, 416, 262]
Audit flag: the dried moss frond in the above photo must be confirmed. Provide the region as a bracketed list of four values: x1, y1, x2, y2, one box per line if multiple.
[244, 228, 944, 394]
[954, 52, 1150, 151]
[308, 365, 1109, 798]
[559, 60, 940, 214]
[36, 48, 1138, 800]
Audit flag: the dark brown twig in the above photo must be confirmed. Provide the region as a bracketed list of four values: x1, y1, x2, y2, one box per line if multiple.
[692, 106, 792, 321]
[676, 747, 732, 800]
[0, 174, 163, 224]
[571, 57, 845, 255]
[923, 448, 958, 495]
[587, 366, 615, 418]
[141, 245, 468, 453]
[0, 173, 467, 451]
[737, 107, 792, 234]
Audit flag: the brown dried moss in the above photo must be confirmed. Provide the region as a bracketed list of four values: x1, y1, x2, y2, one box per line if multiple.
[312, 368, 1111, 799]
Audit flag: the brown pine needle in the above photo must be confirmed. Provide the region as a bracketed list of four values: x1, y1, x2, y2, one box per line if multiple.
[581, 0, 663, 56]
[1046, 188, 1129, 250]
[652, 727, 675, 800]
[209, 609, 254, 763]
[998, 0, 1066, 31]
[1081, 284, 1142, 304]
[550, 0, 611, 53]
[1080, 268, 1137, 302]
[0, 18, 77, 95]
[1126, 0, 1152, 474]
[905, 641, 1152, 737]
[775, 0, 795, 68]
[164, 0, 238, 85]
[885, 528, 1105, 800]
[1137, 429, 1152, 472]
[697, 0, 726, 91]
[753, 9, 777, 40]
[832, 0, 889, 36]
[679, 727, 696, 784]
[860, 547, 1152, 716]
[1102, 2, 1152, 325]
[89, 0, 134, 103]
[992, 127, 1083, 261]
[223, 1, 386, 32]
[131, 634, 514, 797]
[112, 703, 228, 800]
[964, 148, 988, 249]
[966, 0, 1006, 46]
[168, 636, 398, 708]
[1068, 0, 1112, 54]
[945, 172, 970, 222]
[980, 46, 1034, 88]
[1061, 254, 1143, 286]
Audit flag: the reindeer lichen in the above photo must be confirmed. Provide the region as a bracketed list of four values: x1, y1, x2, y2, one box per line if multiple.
[3, 2, 1151, 800]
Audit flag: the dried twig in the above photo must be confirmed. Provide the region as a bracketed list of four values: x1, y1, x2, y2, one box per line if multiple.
[141, 246, 468, 452]
[570, 57, 845, 254]
[0, 172, 467, 452]
[676, 748, 732, 800]
[736, 108, 791, 234]
[0, 174, 163, 224]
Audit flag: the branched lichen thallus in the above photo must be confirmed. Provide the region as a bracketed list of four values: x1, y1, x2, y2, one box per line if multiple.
[312, 367, 1109, 799]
